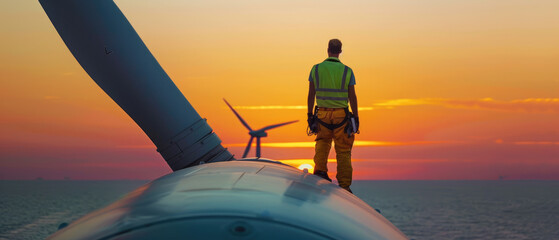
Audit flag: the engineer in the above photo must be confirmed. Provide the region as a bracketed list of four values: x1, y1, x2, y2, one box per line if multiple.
[307, 39, 359, 193]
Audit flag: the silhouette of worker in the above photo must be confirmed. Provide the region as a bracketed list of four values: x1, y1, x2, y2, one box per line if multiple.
[307, 39, 359, 193]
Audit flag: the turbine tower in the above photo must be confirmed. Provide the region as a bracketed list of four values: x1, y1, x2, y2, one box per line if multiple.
[224, 99, 297, 158]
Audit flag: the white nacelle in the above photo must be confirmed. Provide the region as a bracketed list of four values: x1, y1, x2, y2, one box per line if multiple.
[48, 160, 407, 240]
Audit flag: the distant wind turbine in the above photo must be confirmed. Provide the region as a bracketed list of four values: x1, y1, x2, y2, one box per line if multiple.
[224, 99, 298, 158]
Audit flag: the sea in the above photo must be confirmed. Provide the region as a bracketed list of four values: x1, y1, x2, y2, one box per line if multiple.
[1, 180, 558, 240]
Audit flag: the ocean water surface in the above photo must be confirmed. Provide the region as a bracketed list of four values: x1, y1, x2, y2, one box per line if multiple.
[1, 180, 558, 240]
[0, 180, 147, 240]
[352, 181, 559, 240]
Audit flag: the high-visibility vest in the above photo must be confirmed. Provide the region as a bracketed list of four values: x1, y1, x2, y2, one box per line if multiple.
[311, 57, 353, 108]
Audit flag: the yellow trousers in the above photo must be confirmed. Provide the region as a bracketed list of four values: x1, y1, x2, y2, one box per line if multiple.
[313, 108, 354, 190]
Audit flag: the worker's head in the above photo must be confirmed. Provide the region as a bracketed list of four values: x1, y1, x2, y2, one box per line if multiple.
[327, 39, 342, 57]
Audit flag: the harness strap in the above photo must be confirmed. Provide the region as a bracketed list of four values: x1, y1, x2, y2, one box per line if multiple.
[315, 107, 350, 130]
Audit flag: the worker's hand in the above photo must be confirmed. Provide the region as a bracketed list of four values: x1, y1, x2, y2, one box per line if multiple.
[354, 116, 359, 133]
[307, 113, 314, 127]
[307, 113, 319, 135]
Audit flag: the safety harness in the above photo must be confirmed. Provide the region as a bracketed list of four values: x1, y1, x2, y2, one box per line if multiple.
[315, 106, 350, 130]
[308, 106, 356, 137]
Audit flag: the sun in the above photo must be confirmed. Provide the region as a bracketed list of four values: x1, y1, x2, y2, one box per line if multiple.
[297, 164, 314, 174]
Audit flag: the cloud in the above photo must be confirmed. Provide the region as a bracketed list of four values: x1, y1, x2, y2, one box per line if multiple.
[116, 144, 154, 149]
[232, 106, 307, 110]
[231, 98, 559, 113]
[115, 140, 453, 150]
[231, 106, 374, 111]
[432, 98, 559, 113]
[495, 139, 559, 145]
[277, 158, 446, 164]
[224, 140, 451, 148]
[512, 141, 559, 145]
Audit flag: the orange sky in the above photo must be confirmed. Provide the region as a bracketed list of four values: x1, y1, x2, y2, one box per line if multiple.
[1, 0, 558, 180]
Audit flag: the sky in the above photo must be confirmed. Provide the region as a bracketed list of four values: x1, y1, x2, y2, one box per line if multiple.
[1, 0, 558, 180]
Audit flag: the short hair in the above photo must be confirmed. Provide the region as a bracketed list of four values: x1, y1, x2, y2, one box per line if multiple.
[328, 39, 342, 54]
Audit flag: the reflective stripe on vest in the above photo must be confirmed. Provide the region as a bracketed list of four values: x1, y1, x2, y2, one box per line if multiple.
[312, 62, 351, 108]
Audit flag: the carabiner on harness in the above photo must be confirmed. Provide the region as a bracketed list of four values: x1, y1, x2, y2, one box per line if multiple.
[306, 107, 319, 136]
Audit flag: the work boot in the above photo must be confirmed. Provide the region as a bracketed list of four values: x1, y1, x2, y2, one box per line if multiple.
[313, 170, 332, 182]
[340, 185, 353, 194]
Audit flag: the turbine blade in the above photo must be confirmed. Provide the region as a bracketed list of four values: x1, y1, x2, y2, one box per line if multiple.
[242, 136, 254, 158]
[223, 99, 252, 131]
[258, 120, 298, 132]
[39, 0, 233, 170]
